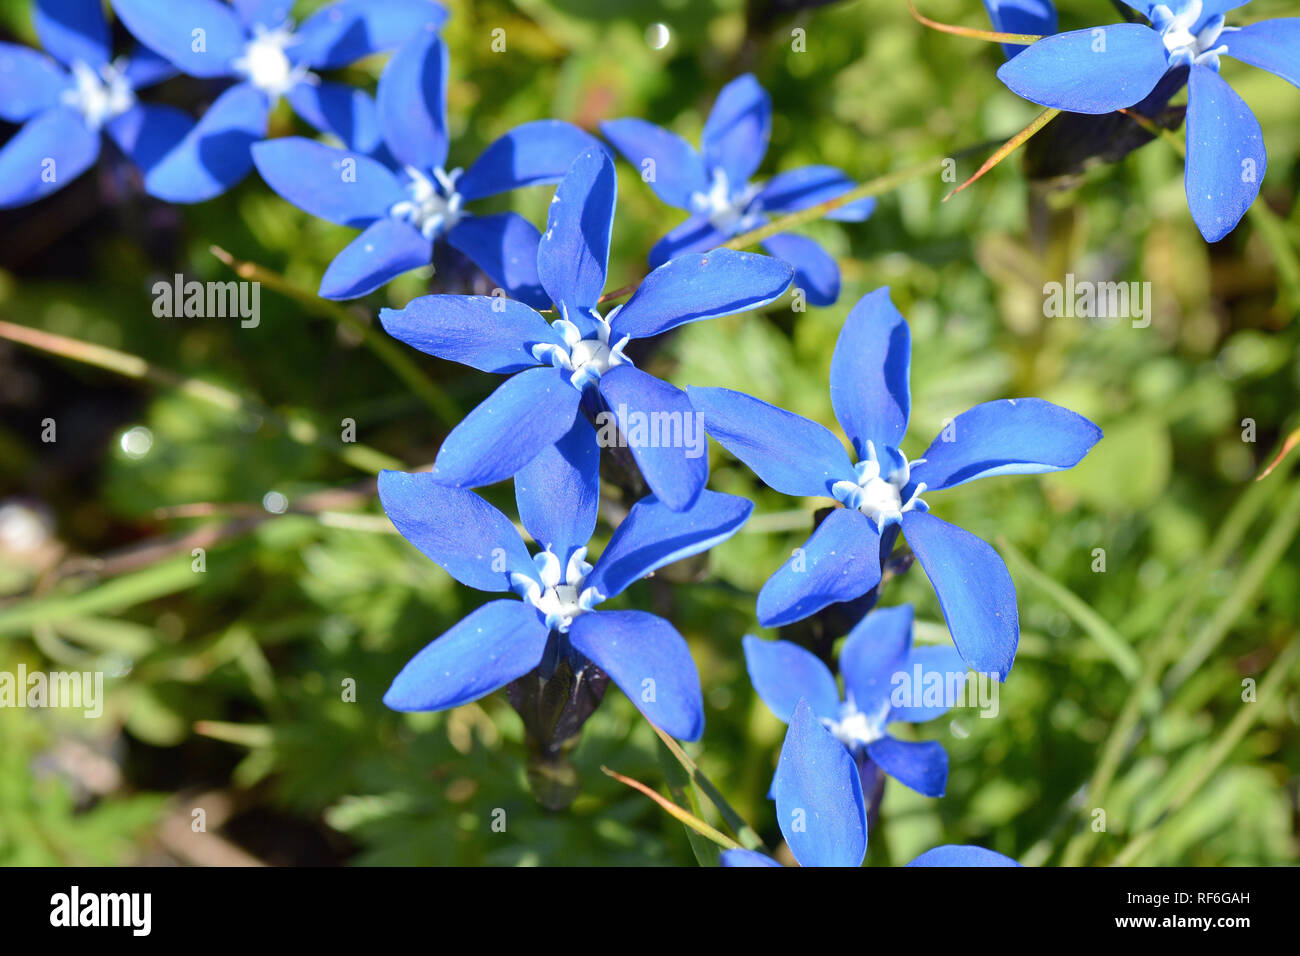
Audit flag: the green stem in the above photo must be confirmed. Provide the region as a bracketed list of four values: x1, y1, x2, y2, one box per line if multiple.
[1060, 467, 1288, 865]
[601, 766, 742, 851]
[210, 246, 459, 425]
[0, 319, 401, 474]
[723, 156, 951, 251]
[997, 535, 1140, 680]
[651, 725, 768, 851]
[1110, 639, 1300, 866]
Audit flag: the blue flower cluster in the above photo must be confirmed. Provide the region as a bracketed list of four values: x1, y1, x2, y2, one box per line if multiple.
[11, 0, 1289, 867]
[988, 0, 1298, 241]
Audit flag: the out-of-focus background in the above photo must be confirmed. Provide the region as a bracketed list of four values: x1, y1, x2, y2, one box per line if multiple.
[1, 0, 1297, 866]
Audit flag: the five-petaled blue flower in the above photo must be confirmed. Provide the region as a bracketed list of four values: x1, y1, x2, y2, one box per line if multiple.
[109, 0, 448, 201]
[379, 146, 794, 511]
[253, 28, 602, 302]
[720, 699, 1019, 867]
[689, 286, 1102, 680]
[0, 0, 189, 208]
[377, 459, 754, 741]
[995, 0, 1299, 241]
[601, 73, 875, 306]
[745, 605, 967, 807]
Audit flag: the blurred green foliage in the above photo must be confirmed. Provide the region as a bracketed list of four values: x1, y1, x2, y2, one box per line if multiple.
[0, 0, 1297, 866]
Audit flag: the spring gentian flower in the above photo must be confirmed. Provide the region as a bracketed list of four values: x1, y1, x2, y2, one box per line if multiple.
[253, 30, 601, 302]
[109, 0, 448, 201]
[377, 458, 753, 741]
[689, 287, 1101, 679]
[995, 0, 1299, 241]
[378, 146, 793, 510]
[601, 74, 874, 306]
[0, 0, 189, 207]
[720, 698, 1020, 867]
[744, 605, 967, 804]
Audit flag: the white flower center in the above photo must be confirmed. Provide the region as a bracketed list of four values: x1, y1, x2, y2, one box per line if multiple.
[531, 310, 632, 391]
[1151, 0, 1228, 68]
[510, 548, 605, 633]
[689, 167, 762, 234]
[233, 27, 310, 98]
[62, 59, 134, 129]
[390, 167, 464, 240]
[824, 698, 890, 748]
[831, 441, 927, 532]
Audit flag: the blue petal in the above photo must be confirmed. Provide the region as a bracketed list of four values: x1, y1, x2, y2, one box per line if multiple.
[720, 849, 783, 867]
[377, 27, 448, 171]
[568, 611, 704, 741]
[1193, 0, 1251, 33]
[377, 471, 536, 591]
[1223, 19, 1300, 89]
[701, 73, 770, 187]
[741, 635, 840, 724]
[982, 0, 1058, 58]
[866, 736, 948, 797]
[232, 0, 292, 30]
[647, 214, 725, 268]
[829, 287, 911, 462]
[252, 137, 401, 226]
[144, 83, 268, 203]
[0, 107, 99, 208]
[432, 365, 582, 488]
[294, 0, 449, 70]
[913, 397, 1101, 491]
[0, 44, 69, 122]
[687, 386, 855, 498]
[515, 416, 599, 564]
[122, 45, 177, 89]
[106, 102, 193, 173]
[761, 232, 838, 307]
[537, 146, 616, 314]
[111, 0, 246, 77]
[889, 644, 971, 723]
[610, 248, 792, 340]
[839, 604, 913, 713]
[379, 293, 559, 373]
[1185, 63, 1266, 243]
[34, 0, 110, 68]
[459, 120, 605, 201]
[907, 845, 1020, 867]
[286, 80, 381, 153]
[585, 490, 753, 602]
[383, 599, 550, 711]
[995, 24, 1169, 113]
[900, 511, 1018, 681]
[756, 509, 882, 628]
[757, 165, 872, 221]
[597, 365, 709, 511]
[318, 217, 430, 299]
[445, 213, 549, 310]
[600, 117, 708, 210]
[771, 699, 867, 868]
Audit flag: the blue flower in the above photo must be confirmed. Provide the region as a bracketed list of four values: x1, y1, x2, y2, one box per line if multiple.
[377, 460, 754, 741]
[109, 0, 448, 201]
[0, 0, 190, 207]
[689, 287, 1101, 679]
[378, 146, 794, 510]
[994, 0, 1298, 241]
[745, 605, 967, 805]
[720, 698, 1020, 867]
[601, 74, 875, 306]
[252, 30, 601, 302]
